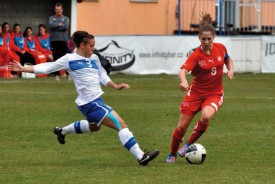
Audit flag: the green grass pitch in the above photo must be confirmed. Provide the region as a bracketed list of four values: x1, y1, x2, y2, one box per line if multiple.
[0, 73, 274, 183]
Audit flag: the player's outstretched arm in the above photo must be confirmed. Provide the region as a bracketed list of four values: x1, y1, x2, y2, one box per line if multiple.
[107, 80, 130, 90]
[11, 62, 34, 73]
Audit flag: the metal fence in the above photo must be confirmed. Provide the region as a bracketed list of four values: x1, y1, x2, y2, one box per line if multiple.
[178, 0, 275, 35]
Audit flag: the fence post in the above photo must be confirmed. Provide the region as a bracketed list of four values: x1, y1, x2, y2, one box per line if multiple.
[178, 0, 181, 35]
[219, 0, 223, 35]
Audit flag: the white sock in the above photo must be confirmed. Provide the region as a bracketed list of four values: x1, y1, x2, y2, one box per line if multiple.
[118, 128, 144, 160]
[61, 120, 90, 135]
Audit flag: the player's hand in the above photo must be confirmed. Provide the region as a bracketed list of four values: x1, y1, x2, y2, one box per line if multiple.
[179, 80, 189, 92]
[11, 61, 23, 72]
[116, 83, 130, 90]
[226, 70, 234, 80]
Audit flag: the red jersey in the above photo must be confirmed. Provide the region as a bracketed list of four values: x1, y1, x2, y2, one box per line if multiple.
[0, 33, 20, 62]
[11, 32, 27, 52]
[181, 43, 229, 95]
[35, 34, 52, 55]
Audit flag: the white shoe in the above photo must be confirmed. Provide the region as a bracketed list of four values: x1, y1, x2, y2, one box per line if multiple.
[55, 75, 61, 81]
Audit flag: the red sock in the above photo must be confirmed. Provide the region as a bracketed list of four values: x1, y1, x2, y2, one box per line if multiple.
[187, 120, 209, 144]
[170, 127, 186, 155]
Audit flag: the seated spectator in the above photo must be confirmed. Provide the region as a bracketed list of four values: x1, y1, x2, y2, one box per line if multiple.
[2, 22, 20, 63]
[11, 23, 35, 66]
[24, 27, 47, 64]
[0, 24, 14, 78]
[35, 24, 53, 62]
[23, 26, 47, 78]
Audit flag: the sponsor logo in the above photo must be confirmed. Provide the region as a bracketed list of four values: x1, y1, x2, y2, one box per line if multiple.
[187, 48, 197, 57]
[208, 59, 214, 63]
[265, 43, 275, 57]
[98, 40, 135, 71]
[141, 155, 150, 162]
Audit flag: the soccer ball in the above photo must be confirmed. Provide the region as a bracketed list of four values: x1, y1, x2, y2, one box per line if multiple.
[185, 143, 206, 164]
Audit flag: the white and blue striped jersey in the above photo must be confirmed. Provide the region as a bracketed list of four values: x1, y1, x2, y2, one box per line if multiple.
[34, 53, 111, 106]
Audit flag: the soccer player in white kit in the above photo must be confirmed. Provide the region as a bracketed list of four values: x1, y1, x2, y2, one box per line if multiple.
[12, 31, 159, 166]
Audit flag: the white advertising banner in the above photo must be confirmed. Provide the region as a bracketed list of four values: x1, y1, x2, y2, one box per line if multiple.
[261, 36, 275, 73]
[95, 36, 231, 75]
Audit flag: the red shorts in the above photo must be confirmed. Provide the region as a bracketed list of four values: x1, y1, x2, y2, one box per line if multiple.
[180, 91, 224, 116]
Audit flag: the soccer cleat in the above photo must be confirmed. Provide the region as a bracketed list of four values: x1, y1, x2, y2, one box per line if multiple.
[138, 150, 159, 166]
[55, 75, 61, 81]
[178, 143, 190, 157]
[53, 127, 65, 144]
[166, 154, 176, 163]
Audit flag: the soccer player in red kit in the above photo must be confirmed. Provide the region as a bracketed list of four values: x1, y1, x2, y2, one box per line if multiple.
[166, 13, 234, 163]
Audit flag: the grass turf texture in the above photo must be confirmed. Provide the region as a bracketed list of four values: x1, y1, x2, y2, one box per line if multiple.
[0, 74, 274, 183]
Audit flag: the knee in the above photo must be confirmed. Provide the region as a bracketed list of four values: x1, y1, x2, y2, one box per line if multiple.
[89, 124, 101, 132]
[200, 116, 211, 123]
[201, 111, 214, 123]
[119, 119, 127, 129]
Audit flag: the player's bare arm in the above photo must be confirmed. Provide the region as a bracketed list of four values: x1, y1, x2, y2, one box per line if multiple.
[224, 57, 234, 80]
[178, 69, 189, 92]
[107, 81, 130, 90]
[12, 62, 34, 73]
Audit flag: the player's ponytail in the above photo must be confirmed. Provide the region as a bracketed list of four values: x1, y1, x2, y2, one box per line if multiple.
[198, 13, 215, 36]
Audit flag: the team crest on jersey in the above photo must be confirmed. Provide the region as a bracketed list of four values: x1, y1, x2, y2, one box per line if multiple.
[217, 56, 222, 62]
[198, 60, 207, 67]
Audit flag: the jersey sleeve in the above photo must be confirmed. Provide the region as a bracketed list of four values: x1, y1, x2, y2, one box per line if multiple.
[35, 36, 52, 54]
[180, 51, 198, 72]
[34, 54, 68, 74]
[223, 45, 229, 61]
[218, 43, 229, 61]
[94, 55, 111, 86]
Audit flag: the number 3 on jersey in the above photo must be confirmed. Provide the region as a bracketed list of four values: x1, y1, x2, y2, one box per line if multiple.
[88, 59, 99, 69]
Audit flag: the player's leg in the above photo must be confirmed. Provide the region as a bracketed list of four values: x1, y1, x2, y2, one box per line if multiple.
[166, 113, 194, 163]
[53, 98, 108, 144]
[102, 111, 159, 166]
[53, 120, 94, 144]
[167, 92, 201, 161]
[186, 95, 224, 145]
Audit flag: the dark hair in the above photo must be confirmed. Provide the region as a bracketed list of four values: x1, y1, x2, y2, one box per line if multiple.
[23, 26, 32, 37]
[72, 31, 94, 48]
[2, 22, 9, 30]
[198, 13, 215, 36]
[55, 2, 63, 9]
[13, 23, 20, 29]
[38, 24, 47, 36]
[38, 24, 47, 29]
